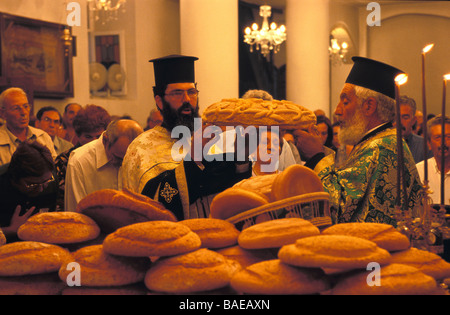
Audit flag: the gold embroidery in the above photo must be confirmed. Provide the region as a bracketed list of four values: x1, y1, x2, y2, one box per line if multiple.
[160, 182, 178, 203]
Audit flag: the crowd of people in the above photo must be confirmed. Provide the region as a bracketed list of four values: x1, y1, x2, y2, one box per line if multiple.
[0, 54, 448, 244]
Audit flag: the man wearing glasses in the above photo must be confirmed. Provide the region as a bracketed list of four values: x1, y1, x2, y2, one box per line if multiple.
[122, 55, 251, 220]
[35, 106, 74, 155]
[0, 141, 57, 243]
[0, 88, 57, 166]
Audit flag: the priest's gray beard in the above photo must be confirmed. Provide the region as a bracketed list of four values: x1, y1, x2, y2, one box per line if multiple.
[338, 108, 369, 146]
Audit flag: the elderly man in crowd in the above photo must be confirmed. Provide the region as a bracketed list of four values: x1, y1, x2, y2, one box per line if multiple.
[396, 95, 432, 163]
[65, 119, 143, 212]
[58, 103, 82, 145]
[122, 55, 252, 220]
[416, 115, 450, 206]
[0, 88, 57, 165]
[295, 57, 423, 226]
[35, 106, 74, 155]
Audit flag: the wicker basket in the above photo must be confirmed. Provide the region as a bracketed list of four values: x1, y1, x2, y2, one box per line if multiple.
[226, 192, 332, 231]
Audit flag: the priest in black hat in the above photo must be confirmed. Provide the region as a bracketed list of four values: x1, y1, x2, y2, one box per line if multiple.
[121, 55, 251, 220]
[294, 57, 423, 226]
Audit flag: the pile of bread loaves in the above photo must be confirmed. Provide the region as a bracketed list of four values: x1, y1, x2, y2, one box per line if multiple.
[1, 190, 449, 295]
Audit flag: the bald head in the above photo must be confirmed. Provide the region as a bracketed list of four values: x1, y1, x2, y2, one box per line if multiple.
[103, 119, 144, 167]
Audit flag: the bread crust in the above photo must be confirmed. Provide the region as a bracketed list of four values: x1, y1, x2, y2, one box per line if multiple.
[202, 98, 316, 129]
[0, 229, 5, 246]
[144, 248, 241, 293]
[390, 247, 450, 280]
[17, 212, 100, 244]
[179, 218, 240, 249]
[271, 165, 324, 201]
[0, 241, 71, 276]
[210, 188, 269, 220]
[238, 218, 320, 249]
[230, 259, 331, 295]
[330, 264, 438, 295]
[278, 235, 391, 270]
[76, 189, 177, 233]
[322, 222, 410, 252]
[102, 221, 201, 257]
[58, 245, 150, 287]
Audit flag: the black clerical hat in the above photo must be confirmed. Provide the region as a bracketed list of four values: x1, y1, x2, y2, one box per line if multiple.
[345, 56, 404, 99]
[149, 55, 198, 88]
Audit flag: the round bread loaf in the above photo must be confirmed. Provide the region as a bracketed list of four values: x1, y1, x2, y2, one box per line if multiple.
[238, 218, 320, 249]
[0, 229, 5, 246]
[58, 245, 149, 287]
[17, 212, 100, 244]
[390, 247, 450, 280]
[233, 174, 278, 202]
[179, 218, 240, 249]
[322, 222, 410, 252]
[271, 165, 324, 201]
[0, 241, 71, 276]
[230, 259, 331, 295]
[330, 264, 438, 295]
[278, 235, 391, 270]
[0, 273, 66, 295]
[76, 188, 177, 233]
[210, 188, 269, 220]
[144, 248, 241, 293]
[102, 221, 201, 257]
[216, 245, 277, 268]
[202, 98, 316, 129]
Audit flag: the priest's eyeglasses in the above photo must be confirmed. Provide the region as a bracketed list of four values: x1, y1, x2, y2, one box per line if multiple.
[24, 175, 55, 190]
[165, 89, 199, 100]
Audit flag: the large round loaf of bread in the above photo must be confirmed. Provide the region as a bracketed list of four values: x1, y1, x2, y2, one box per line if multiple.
[278, 235, 391, 270]
[202, 98, 316, 129]
[102, 221, 201, 257]
[230, 259, 331, 295]
[330, 264, 438, 295]
[0, 241, 71, 276]
[233, 174, 278, 202]
[238, 218, 320, 249]
[271, 165, 324, 201]
[210, 188, 269, 220]
[0, 273, 66, 295]
[390, 247, 450, 281]
[76, 189, 177, 233]
[17, 212, 100, 244]
[179, 218, 240, 249]
[322, 222, 410, 252]
[58, 245, 150, 287]
[144, 248, 241, 293]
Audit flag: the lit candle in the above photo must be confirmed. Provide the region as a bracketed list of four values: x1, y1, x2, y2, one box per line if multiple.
[421, 44, 434, 183]
[395, 73, 408, 209]
[441, 74, 450, 206]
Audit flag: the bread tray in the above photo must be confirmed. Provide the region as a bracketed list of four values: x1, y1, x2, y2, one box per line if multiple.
[226, 192, 332, 231]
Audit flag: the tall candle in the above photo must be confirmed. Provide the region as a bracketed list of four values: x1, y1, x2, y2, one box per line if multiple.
[395, 73, 408, 209]
[421, 44, 434, 183]
[441, 74, 450, 206]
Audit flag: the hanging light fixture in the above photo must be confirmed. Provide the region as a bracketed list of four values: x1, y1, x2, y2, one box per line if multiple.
[88, 0, 127, 24]
[244, 5, 286, 57]
[329, 35, 348, 65]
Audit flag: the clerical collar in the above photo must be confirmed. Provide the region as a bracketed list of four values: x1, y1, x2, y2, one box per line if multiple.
[356, 122, 393, 146]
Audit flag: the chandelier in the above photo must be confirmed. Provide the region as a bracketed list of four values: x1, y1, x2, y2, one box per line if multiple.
[244, 5, 286, 57]
[329, 36, 348, 65]
[88, 0, 126, 24]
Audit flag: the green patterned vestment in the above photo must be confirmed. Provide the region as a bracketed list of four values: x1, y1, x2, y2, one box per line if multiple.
[315, 125, 423, 226]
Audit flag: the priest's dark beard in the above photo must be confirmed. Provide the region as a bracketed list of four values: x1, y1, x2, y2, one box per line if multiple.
[160, 99, 200, 133]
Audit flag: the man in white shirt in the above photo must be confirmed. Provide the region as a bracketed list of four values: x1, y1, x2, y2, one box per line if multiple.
[65, 119, 143, 212]
[0, 88, 57, 166]
[416, 115, 450, 205]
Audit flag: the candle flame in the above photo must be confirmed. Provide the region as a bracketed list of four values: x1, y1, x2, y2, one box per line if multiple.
[422, 43, 434, 54]
[395, 73, 408, 86]
[444, 73, 450, 81]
